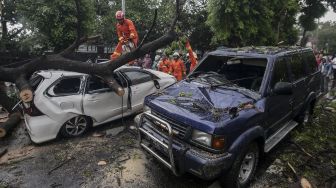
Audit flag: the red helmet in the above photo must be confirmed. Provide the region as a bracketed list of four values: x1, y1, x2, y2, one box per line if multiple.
[115, 11, 124, 20]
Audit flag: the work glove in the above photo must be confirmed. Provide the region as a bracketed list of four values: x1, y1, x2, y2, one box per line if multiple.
[130, 33, 135, 39]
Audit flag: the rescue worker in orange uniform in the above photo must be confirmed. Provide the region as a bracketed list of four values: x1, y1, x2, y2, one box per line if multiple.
[169, 52, 186, 81]
[186, 40, 198, 72]
[110, 11, 139, 60]
[158, 55, 171, 73]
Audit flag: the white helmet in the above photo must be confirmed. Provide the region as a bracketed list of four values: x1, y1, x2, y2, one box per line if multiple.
[173, 52, 179, 57]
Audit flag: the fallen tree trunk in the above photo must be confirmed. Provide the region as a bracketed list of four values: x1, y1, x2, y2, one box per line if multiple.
[0, 112, 21, 138]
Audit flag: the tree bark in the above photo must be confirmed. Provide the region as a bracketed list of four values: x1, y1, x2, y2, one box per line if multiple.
[0, 112, 21, 138]
[300, 29, 307, 47]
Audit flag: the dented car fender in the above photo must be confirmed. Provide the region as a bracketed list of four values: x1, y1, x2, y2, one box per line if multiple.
[227, 126, 265, 156]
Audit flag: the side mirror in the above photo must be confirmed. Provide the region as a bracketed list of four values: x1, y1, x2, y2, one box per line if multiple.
[273, 82, 293, 95]
[154, 80, 160, 89]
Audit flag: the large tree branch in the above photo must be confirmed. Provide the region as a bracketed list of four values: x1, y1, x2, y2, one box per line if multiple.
[137, 9, 158, 49]
[58, 0, 102, 57]
[9, 27, 25, 39]
[59, 35, 102, 57]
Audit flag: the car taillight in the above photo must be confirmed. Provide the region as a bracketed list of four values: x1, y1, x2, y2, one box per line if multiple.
[23, 102, 43, 116]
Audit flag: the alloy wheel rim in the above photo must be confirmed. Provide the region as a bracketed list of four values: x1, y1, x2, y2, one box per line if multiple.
[65, 116, 87, 136]
[238, 152, 256, 183]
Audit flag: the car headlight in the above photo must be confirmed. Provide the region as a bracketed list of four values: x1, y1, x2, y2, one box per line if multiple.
[192, 129, 212, 147]
[192, 129, 225, 150]
[143, 105, 151, 112]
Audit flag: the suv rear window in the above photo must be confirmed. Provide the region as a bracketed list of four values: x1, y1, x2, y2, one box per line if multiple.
[271, 58, 290, 88]
[289, 54, 305, 81]
[302, 52, 318, 74]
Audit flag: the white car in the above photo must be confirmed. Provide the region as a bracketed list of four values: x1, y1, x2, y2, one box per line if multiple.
[23, 66, 176, 143]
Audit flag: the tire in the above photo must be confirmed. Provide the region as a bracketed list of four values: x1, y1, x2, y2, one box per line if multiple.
[60, 116, 91, 138]
[220, 143, 259, 188]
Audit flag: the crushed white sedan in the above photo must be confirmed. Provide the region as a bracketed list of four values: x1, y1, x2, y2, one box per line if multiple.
[22, 66, 176, 143]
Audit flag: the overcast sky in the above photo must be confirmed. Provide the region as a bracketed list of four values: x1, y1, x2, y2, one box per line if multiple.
[320, 9, 336, 22]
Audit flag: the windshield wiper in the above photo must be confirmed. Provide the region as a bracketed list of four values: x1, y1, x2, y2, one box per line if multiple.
[215, 85, 261, 101]
[186, 71, 219, 82]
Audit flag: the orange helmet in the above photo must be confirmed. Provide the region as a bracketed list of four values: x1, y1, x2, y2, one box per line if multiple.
[115, 10, 124, 20]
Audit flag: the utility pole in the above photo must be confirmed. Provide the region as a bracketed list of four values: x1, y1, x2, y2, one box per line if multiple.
[122, 0, 125, 15]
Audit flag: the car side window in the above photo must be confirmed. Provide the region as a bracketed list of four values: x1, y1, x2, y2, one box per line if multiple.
[87, 76, 110, 93]
[51, 77, 82, 96]
[303, 52, 318, 74]
[271, 58, 290, 88]
[289, 54, 305, 81]
[123, 71, 152, 85]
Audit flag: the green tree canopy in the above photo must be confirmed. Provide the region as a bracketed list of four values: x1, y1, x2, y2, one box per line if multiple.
[311, 22, 336, 54]
[18, 0, 95, 52]
[206, 0, 300, 47]
[0, 0, 24, 51]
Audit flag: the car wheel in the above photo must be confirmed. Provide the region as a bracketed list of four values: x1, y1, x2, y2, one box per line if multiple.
[220, 143, 259, 188]
[60, 116, 91, 138]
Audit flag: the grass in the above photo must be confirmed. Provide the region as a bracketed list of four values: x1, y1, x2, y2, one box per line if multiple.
[278, 96, 336, 186]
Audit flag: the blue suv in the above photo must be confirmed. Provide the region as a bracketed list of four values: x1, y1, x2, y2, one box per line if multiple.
[135, 46, 321, 187]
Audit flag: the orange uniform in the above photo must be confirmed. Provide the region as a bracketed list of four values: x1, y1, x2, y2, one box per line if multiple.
[159, 58, 171, 73]
[111, 19, 139, 60]
[169, 59, 186, 81]
[186, 40, 198, 71]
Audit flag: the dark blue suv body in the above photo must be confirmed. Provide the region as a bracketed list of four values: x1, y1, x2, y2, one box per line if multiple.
[135, 46, 321, 187]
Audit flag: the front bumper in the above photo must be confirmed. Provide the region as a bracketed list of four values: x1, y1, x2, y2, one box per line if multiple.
[135, 112, 233, 180]
[24, 114, 61, 143]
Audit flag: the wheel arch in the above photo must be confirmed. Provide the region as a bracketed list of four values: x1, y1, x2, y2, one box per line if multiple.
[228, 126, 265, 158]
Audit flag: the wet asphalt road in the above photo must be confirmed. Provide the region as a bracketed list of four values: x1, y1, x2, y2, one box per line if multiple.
[0, 116, 287, 188]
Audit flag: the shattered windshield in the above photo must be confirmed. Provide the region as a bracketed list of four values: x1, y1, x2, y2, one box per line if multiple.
[188, 55, 268, 93]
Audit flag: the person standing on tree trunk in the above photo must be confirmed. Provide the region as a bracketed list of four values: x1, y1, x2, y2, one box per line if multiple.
[110, 11, 139, 60]
[169, 52, 186, 81]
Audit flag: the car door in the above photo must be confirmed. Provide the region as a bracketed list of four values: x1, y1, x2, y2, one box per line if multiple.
[121, 69, 157, 112]
[82, 73, 129, 123]
[265, 57, 293, 137]
[39, 76, 85, 122]
[288, 53, 308, 116]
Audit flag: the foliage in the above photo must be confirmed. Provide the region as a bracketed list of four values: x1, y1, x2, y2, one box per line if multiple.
[298, 0, 328, 37]
[206, 0, 300, 47]
[0, 0, 23, 51]
[311, 22, 336, 54]
[18, 0, 95, 52]
[279, 98, 336, 186]
[298, 0, 336, 46]
[1, 0, 214, 54]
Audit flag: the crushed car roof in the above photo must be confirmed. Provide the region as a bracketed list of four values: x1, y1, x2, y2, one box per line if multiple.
[210, 46, 313, 58]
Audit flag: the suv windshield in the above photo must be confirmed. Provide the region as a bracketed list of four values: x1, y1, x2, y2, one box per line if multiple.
[189, 55, 268, 92]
